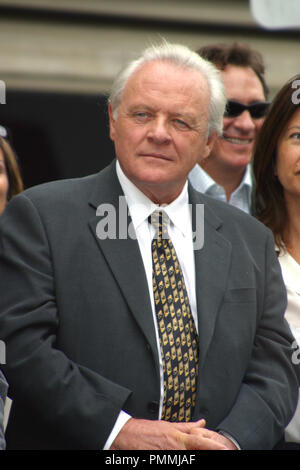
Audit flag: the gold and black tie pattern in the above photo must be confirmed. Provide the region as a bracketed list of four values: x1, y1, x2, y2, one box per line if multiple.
[150, 210, 199, 422]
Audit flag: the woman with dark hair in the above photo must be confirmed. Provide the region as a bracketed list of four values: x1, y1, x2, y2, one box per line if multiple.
[0, 127, 23, 215]
[0, 125, 22, 448]
[253, 74, 300, 445]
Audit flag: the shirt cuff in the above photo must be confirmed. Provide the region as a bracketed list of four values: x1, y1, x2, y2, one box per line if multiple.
[103, 411, 132, 450]
[218, 430, 241, 450]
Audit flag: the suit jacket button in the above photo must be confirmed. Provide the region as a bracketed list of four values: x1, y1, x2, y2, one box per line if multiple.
[148, 401, 159, 415]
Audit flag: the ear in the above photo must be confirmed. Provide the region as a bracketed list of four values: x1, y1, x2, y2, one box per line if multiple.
[202, 131, 218, 160]
[108, 103, 116, 142]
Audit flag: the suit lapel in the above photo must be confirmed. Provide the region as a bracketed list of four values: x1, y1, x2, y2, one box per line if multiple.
[87, 162, 159, 365]
[189, 186, 232, 369]
[87, 165, 232, 383]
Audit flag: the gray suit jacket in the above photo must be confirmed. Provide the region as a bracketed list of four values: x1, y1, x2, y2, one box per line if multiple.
[0, 161, 298, 449]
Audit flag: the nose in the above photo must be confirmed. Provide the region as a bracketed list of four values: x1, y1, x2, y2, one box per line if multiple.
[147, 117, 171, 144]
[234, 110, 256, 132]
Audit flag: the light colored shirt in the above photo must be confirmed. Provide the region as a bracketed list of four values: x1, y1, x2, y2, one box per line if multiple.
[189, 164, 252, 214]
[278, 249, 300, 331]
[104, 161, 197, 449]
[104, 161, 240, 450]
[278, 249, 300, 444]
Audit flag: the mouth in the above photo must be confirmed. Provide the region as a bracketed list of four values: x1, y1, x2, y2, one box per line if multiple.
[222, 136, 253, 145]
[140, 153, 172, 161]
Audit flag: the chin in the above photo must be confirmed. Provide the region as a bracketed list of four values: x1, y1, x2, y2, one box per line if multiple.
[135, 167, 172, 184]
[227, 153, 252, 168]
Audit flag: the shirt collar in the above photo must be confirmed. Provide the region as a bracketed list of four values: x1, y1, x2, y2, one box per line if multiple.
[235, 165, 252, 206]
[189, 163, 252, 193]
[189, 163, 217, 193]
[116, 160, 191, 237]
[240, 164, 252, 189]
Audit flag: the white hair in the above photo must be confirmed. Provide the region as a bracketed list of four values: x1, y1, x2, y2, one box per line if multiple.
[108, 41, 226, 136]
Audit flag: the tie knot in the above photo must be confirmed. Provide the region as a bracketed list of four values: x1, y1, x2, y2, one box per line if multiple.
[148, 210, 169, 239]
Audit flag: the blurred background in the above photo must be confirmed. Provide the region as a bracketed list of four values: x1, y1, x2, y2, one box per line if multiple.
[0, 0, 299, 189]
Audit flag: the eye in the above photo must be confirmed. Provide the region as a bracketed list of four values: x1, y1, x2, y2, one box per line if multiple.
[290, 132, 300, 140]
[132, 111, 150, 121]
[173, 119, 190, 130]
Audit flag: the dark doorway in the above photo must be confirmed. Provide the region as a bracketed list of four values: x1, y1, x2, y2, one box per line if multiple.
[0, 90, 115, 190]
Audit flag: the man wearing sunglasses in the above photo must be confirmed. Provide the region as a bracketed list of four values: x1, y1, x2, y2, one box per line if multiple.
[189, 42, 269, 214]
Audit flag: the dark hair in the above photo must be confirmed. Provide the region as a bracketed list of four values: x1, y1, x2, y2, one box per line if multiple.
[0, 136, 23, 200]
[252, 74, 300, 249]
[196, 42, 269, 98]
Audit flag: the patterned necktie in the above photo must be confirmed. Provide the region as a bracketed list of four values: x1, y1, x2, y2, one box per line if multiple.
[149, 210, 199, 422]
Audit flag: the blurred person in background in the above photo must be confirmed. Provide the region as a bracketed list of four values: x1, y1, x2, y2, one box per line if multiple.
[0, 124, 23, 449]
[253, 74, 300, 449]
[0, 126, 23, 215]
[189, 42, 269, 214]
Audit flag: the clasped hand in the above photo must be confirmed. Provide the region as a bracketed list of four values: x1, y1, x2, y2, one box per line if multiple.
[110, 418, 237, 450]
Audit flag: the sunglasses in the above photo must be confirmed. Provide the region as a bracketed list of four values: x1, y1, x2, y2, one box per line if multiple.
[224, 100, 270, 119]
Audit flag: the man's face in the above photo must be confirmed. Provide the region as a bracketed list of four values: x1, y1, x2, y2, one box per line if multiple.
[276, 107, 300, 201]
[209, 65, 266, 171]
[109, 60, 216, 204]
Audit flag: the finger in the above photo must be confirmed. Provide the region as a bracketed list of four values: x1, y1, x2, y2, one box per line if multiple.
[173, 418, 206, 433]
[193, 419, 206, 428]
[189, 426, 219, 439]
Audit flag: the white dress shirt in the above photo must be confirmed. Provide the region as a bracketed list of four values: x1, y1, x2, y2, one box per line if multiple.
[189, 163, 252, 214]
[104, 161, 197, 448]
[278, 249, 300, 444]
[104, 161, 240, 450]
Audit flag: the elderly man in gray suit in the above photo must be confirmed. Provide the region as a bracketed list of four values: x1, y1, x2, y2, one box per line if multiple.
[0, 42, 298, 450]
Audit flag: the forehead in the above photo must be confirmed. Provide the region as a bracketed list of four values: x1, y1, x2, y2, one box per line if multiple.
[286, 106, 300, 127]
[221, 65, 265, 103]
[121, 60, 210, 111]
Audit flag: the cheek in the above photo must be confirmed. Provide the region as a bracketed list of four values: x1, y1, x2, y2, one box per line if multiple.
[113, 126, 144, 164]
[185, 136, 210, 165]
[222, 118, 233, 130]
[276, 153, 291, 187]
[0, 175, 9, 199]
[117, 123, 144, 145]
[254, 119, 264, 135]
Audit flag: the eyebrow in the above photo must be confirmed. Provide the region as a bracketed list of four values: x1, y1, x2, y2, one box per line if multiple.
[129, 105, 197, 122]
[287, 125, 300, 131]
